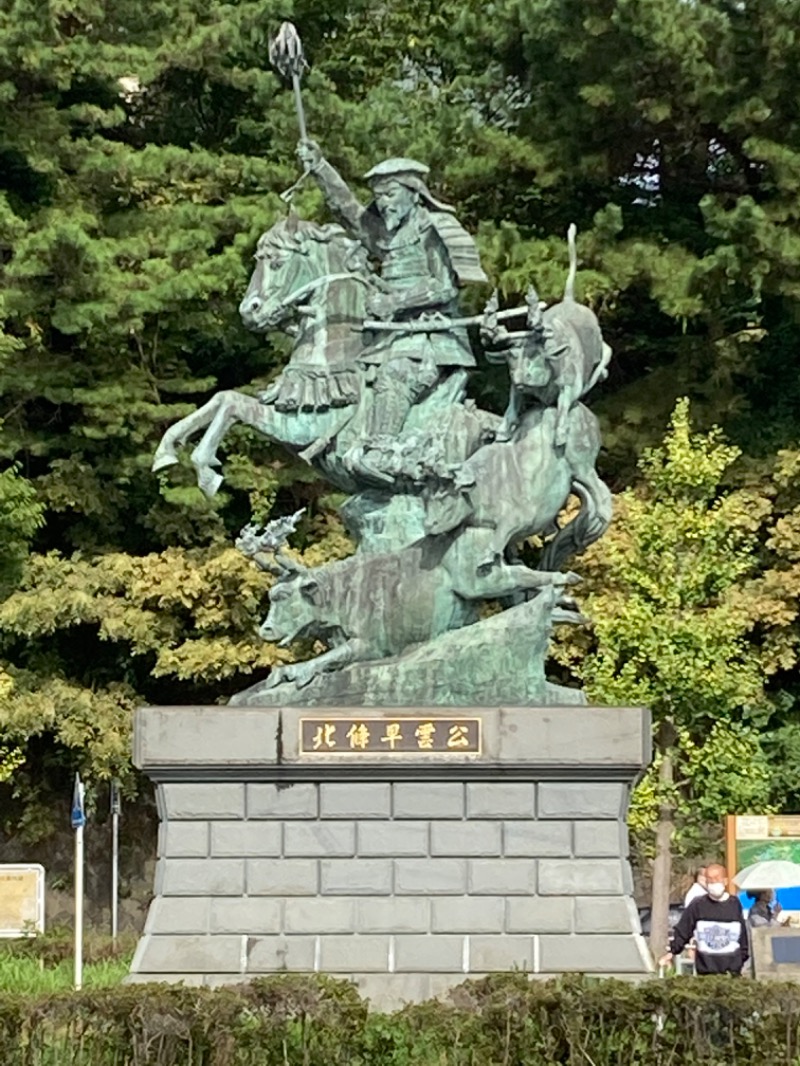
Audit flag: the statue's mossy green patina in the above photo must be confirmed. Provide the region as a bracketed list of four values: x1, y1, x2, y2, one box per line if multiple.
[229, 587, 587, 708]
[152, 29, 612, 706]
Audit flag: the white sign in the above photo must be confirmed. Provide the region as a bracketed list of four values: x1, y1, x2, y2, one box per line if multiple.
[0, 864, 45, 936]
[736, 815, 770, 840]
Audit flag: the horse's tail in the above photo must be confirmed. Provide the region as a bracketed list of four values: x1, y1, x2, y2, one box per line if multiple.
[564, 223, 577, 302]
[540, 472, 612, 572]
[581, 340, 613, 399]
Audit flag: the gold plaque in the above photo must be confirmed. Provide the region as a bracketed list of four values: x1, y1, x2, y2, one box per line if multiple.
[299, 717, 482, 756]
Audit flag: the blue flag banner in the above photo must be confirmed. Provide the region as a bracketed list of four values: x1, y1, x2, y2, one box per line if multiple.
[71, 774, 86, 830]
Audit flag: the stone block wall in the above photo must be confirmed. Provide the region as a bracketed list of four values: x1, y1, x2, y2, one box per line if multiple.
[130, 706, 653, 1007]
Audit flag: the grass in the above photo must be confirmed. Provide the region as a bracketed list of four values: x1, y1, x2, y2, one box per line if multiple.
[0, 931, 135, 994]
[0, 952, 132, 994]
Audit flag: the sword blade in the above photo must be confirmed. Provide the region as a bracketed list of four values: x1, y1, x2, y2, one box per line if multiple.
[356, 306, 529, 333]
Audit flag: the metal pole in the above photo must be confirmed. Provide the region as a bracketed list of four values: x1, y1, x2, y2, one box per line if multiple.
[110, 780, 120, 944]
[74, 822, 83, 990]
[71, 773, 86, 992]
[291, 74, 307, 140]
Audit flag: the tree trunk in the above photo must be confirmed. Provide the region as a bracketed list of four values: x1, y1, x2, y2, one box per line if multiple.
[649, 720, 677, 963]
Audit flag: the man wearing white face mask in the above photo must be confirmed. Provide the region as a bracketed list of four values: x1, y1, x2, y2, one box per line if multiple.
[659, 863, 749, 976]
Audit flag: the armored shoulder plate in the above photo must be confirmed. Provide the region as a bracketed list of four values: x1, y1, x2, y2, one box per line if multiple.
[428, 212, 488, 285]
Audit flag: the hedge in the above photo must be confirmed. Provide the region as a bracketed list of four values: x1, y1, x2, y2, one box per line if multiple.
[1, 973, 799, 1065]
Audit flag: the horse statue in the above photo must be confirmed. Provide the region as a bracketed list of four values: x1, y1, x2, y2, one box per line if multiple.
[152, 209, 613, 704]
[152, 215, 369, 497]
[152, 214, 489, 502]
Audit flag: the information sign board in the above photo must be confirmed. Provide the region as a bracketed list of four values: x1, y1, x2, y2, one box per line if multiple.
[0, 864, 45, 937]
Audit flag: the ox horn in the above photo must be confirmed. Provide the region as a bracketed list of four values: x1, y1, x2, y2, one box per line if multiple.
[275, 547, 307, 575]
[525, 285, 545, 334]
[260, 558, 284, 577]
[255, 549, 306, 580]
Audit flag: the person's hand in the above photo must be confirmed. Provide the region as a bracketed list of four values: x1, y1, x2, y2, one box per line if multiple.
[297, 139, 323, 170]
[658, 951, 673, 968]
[774, 902, 783, 917]
[366, 292, 397, 321]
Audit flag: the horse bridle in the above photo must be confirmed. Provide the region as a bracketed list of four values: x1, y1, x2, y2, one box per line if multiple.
[269, 270, 374, 319]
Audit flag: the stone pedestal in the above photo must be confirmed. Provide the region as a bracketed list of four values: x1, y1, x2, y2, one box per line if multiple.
[129, 705, 653, 1008]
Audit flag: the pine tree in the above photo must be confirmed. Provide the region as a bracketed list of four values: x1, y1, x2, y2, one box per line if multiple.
[0, 0, 358, 830]
[4, 0, 800, 851]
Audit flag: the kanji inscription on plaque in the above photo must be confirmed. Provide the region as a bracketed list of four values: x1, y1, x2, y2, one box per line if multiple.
[298, 717, 481, 755]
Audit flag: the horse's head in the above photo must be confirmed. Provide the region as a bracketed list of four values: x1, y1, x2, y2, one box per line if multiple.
[239, 215, 372, 333]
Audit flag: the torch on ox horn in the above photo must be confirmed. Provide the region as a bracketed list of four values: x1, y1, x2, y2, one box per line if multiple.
[235, 508, 306, 580]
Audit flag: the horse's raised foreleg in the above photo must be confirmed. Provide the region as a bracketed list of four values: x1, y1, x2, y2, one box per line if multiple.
[152, 394, 229, 473]
[190, 391, 273, 498]
[153, 391, 274, 498]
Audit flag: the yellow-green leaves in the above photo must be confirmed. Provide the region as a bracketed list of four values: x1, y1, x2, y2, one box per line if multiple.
[553, 400, 776, 854]
[629, 722, 775, 848]
[576, 399, 767, 721]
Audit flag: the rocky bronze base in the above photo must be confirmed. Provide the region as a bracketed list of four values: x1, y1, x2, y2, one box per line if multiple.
[129, 705, 653, 1009]
[230, 593, 585, 708]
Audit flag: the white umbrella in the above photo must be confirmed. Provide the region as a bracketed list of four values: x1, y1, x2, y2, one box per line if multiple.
[733, 860, 800, 890]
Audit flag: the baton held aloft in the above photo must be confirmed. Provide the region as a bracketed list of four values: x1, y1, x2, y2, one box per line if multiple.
[269, 22, 308, 140]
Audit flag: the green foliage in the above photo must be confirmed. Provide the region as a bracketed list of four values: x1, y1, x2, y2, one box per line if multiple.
[0, 946, 132, 996]
[0, 0, 387, 834]
[4, 974, 800, 1064]
[3, 0, 800, 849]
[567, 400, 767, 719]
[554, 400, 775, 855]
[0, 929, 137, 968]
[0, 739, 24, 784]
[0, 932, 134, 996]
[0, 461, 42, 592]
[629, 721, 775, 852]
